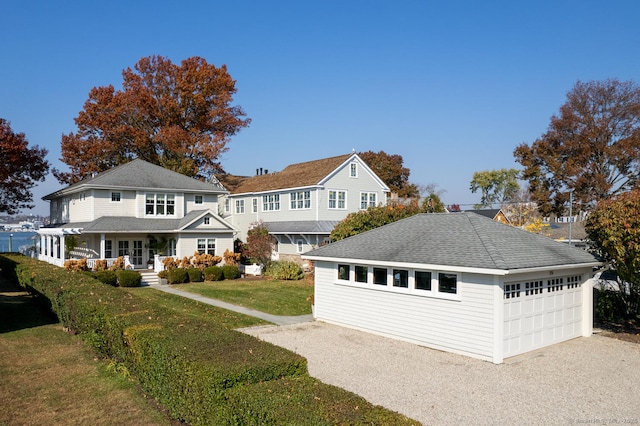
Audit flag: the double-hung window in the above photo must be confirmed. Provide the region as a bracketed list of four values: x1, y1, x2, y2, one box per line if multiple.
[146, 193, 175, 215]
[195, 195, 203, 205]
[111, 192, 121, 202]
[290, 191, 311, 209]
[252, 198, 258, 213]
[263, 194, 280, 211]
[235, 200, 245, 214]
[350, 163, 357, 177]
[197, 238, 216, 255]
[329, 190, 346, 209]
[360, 192, 377, 210]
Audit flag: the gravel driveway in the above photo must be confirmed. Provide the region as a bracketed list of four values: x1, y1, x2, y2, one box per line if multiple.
[242, 322, 640, 425]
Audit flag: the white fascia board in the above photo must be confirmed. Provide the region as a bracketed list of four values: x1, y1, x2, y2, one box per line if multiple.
[502, 262, 602, 275]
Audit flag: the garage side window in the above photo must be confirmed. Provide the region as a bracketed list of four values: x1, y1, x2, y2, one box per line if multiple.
[355, 265, 368, 283]
[415, 271, 432, 291]
[438, 272, 457, 294]
[393, 269, 408, 288]
[338, 264, 350, 281]
[373, 267, 387, 285]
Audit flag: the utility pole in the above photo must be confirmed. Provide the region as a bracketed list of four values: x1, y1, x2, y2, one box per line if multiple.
[568, 190, 573, 247]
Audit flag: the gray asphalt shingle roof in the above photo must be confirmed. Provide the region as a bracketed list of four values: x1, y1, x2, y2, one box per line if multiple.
[303, 212, 599, 271]
[44, 159, 226, 200]
[265, 221, 340, 234]
[51, 210, 233, 233]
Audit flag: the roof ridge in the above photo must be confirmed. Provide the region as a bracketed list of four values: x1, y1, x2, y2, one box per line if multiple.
[465, 212, 509, 270]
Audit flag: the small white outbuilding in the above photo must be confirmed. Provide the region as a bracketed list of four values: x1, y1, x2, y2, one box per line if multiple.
[303, 212, 601, 364]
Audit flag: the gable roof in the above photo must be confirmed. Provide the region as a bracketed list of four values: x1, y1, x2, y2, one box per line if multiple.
[221, 153, 388, 194]
[43, 159, 227, 200]
[303, 212, 599, 273]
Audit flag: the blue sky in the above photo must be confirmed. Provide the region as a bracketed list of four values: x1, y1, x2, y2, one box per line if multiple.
[2, 1, 639, 216]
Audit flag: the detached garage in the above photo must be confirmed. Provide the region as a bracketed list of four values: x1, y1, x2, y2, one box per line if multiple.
[303, 213, 600, 364]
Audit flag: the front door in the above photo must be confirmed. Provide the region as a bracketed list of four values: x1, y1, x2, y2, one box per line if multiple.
[131, 240, 143, 266]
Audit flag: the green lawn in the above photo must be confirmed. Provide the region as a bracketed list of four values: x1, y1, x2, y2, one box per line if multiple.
[0, 278, 173, 426]
[169, 278, 314, 316]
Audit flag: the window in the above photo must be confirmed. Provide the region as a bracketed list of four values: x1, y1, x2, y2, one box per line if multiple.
[373, 267, 387, 285]
[355, 265, 368, 283]
[252, 198, 258, 213]
[329, 190, 346, 209]
[290, 191, 311, 209]
[350, 163, 357, 177]
[203, 217, 210, 225]
[118, 241, 129, 257]
[504, 283, 521, 299]
[360, 192, 377, 210]
[168, 239, 177, 256]
[296, 240, 304, 253]
[438, 273, 457, 294]
[79, 192, 86, 202]
[415, 271, 432, 291]
[197, 238, 216, 255]
[104, 240, 113, 258]
[145, 193, 175, 215]
[262, 194, 280, 211]
[224, 198, 230, 213]
[393, 269, 408, 288]
[195, 195, 203, 204]
[338, 264, 350, 281]
[235, 199, 245, 214]
[111, 192, 121, 202]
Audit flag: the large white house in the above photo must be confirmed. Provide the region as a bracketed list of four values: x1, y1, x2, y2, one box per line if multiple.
[37, 159, 236, 269]
[220, 153, 390, 262]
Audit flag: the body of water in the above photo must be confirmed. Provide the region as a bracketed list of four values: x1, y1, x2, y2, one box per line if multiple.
[0, 231, 37, 253]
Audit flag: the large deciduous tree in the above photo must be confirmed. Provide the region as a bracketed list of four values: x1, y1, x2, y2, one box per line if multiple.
[469, 168, 520, 209]
[0, 119, 49, 214]
[55, 55, 250, 184]
[585, 190, 640, 320]
[358, 150, 419, 198]
[514, 79, 640, 216]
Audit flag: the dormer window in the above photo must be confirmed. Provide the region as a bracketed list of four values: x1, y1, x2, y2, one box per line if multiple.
[350, 163, 358, 178]
[146, 193, 175, 215]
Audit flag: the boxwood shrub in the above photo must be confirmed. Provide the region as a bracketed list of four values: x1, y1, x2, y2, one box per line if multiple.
[204, 265, 224, 281]
[186, 267, 203, 282]
[221, 265, 241, 280]
[117, 270, 142, 287]
[168, 268, 188, 284]
[95, 270, 118, 286]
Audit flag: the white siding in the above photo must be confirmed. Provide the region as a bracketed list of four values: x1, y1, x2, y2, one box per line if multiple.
[92, 189, 136, 219]
[68, 191, 94, 222]
[178, 232, 234, 262]
[314, 261, 496, 362]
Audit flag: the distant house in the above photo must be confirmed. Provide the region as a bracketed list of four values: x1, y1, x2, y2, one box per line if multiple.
[220, 153, 390, 262]
[303, 212, 600, 364]
[37, 160, 236, 269]
[465, 208, 511, 224]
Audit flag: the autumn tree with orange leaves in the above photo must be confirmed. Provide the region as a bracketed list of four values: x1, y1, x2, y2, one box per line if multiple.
[0, 118, 49, 214]
[358, 150, 419, 198]
[514, 79, 640, 216]
[55, 55, 250, 184]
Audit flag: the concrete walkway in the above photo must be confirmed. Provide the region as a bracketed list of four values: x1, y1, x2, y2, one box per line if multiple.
[148, 284, 314, 326]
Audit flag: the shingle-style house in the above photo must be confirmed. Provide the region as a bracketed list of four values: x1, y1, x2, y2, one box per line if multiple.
[302, 212, 600, 364]
[37, 159, 236, 269]
[220, 153, 390, 262]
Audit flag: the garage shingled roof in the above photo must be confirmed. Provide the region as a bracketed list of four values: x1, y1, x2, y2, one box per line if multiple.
[303, 212, 599, 271]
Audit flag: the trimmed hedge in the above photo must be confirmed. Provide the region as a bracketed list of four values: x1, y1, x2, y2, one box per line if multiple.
[186, 267, 203, 283]
[117, 270, 142, 287]
[0, 254, 419, 426]
[95, 270, 118, 286]
[204, 265, 224, 281]
[221, 265, 241, 280]
[168, 268, 188, 284]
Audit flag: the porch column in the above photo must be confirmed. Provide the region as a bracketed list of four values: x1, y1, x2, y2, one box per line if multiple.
[54, 236, 60, 261]
[40, 234, 45, 256]
[60, 234, 66, 261]
[100, 233, 105, 258]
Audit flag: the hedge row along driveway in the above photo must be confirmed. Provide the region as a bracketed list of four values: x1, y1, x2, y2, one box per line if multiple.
[0, 254, 418, 426]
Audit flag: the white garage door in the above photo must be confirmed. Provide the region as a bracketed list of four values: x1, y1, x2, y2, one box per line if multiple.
[503, 274, 583, 358]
